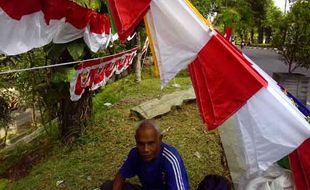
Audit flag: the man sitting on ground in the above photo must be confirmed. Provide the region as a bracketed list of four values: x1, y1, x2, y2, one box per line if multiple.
[101, 119, 189, 190]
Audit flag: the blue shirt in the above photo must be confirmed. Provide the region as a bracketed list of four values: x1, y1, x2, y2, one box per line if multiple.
[119, 143, 189, 190]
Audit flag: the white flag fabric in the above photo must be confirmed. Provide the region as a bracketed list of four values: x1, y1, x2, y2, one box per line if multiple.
[145, 0, 213, 87]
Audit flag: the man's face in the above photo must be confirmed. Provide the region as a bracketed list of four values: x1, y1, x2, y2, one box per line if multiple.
[135, 126, 162, 161]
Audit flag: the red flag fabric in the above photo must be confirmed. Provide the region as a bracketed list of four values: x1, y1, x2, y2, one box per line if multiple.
[289, 135, 310, 190]
[107, 0, 151, 42]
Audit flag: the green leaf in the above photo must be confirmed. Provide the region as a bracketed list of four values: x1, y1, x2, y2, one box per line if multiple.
[67, 42, 85, 61]
[52, 67, 76, 83]
[44, 43, 66, 59]
[71, 0, 101, 10]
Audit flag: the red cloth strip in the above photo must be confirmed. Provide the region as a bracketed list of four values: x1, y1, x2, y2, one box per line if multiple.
[289, 139, 310, 190]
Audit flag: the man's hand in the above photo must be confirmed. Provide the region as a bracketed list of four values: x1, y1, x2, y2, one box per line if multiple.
[113, 172, 125, 190]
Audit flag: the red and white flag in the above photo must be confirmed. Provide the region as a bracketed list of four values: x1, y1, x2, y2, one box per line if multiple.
[107, 0, 151, 42]
[70, 47, 137, 101]
[0, 0, 115, 55]
[108, 0, 310, 175]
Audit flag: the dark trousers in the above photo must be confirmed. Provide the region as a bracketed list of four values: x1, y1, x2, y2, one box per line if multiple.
[100, 180, 142, 190]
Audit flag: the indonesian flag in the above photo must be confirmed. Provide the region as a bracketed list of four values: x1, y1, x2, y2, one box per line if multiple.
[70, 47, 137, 101]
[107, 0, 310, 176]
[0, 0, 115, 55]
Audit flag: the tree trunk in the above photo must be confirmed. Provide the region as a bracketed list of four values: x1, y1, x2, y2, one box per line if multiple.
[251, 29, 254, 43]
[58, 85, 92, 143]
[31, 103, 37, 127]
[3, 125, 8, 146]
[258, 26, 264, 44]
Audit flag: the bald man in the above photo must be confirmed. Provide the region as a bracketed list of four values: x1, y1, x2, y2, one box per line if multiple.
[107, 119, 189, 190]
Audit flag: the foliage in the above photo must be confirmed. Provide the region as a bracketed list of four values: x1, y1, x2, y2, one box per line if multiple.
[272, 0, 310, 73]
[261, 3, 283, 43]
[214, 7, 240, 32]
[71, 0, 102, 11]
[191, 0, 220, 19]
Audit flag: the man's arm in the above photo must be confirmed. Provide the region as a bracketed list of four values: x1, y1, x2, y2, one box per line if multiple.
[113, 172, 125, 190]
[163, 147, 189, 190]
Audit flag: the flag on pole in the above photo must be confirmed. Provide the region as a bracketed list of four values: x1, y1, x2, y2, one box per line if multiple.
[0, 0, 113, 55]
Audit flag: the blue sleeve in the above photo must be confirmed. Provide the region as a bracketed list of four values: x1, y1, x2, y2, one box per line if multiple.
[163, 147, 189, 190]
[119, 148, 137, 178]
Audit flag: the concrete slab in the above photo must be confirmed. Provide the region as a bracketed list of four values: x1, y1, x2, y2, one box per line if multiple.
[130, 87, 196, 119]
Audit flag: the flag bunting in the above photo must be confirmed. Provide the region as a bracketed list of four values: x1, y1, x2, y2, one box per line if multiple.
[69, 47, 137, 101]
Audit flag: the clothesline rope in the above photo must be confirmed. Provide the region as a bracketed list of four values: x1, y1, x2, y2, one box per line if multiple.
[0, 48, 137, 75]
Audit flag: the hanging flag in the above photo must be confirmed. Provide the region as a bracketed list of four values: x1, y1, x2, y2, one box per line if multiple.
[107, 0, 151, 42]
[70, 47, 137, 101]
[0, 0, 113, 55]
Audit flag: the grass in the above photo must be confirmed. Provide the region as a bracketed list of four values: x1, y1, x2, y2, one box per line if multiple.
[1, 68, 230, 189]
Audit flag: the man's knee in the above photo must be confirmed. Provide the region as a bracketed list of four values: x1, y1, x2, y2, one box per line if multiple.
[100, 180, 113, 190]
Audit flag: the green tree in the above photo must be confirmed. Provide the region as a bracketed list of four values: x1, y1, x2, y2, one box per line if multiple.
[273, 0, 310, 73]
[263, 4, 283, 43]
[191, 0, 220, 18]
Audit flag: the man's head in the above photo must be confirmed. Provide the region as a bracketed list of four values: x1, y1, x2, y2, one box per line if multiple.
[135, 119, 162, 161]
